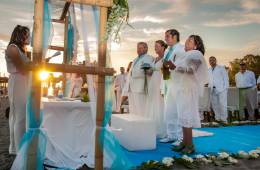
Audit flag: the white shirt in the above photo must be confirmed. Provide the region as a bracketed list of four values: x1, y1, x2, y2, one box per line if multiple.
[128, 54, 154, 93]
[235, 70, 256, 88]
[114, 73, 127, 91]
[257, 76, 260, 84]
[208, 65, 229, 93]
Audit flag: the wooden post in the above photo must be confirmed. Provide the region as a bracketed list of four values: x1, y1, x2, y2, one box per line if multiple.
[63, 16, 69, 93]
[27, 0, 44, 169]
[95, 7, 108, 170]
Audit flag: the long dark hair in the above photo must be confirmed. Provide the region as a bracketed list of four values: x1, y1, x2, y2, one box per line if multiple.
[8, 25, 30, 53]
[155, 40, 168, 51]
[189, 35, 205, 55]
[166, 29, 180, 42]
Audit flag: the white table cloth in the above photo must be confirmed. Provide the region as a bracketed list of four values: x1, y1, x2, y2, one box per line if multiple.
[42, 98, 98, 168]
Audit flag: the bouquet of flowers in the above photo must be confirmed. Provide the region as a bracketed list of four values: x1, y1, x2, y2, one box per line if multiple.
[141, 63, 152, 94]
[161, 60, 171, 80]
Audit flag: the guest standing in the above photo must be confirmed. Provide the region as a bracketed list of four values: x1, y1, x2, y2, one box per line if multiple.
[235, 63, 257, 120]
[5, 25, 30, 154]
[208, 56, 229, 122]
[114, 67, 127, 112]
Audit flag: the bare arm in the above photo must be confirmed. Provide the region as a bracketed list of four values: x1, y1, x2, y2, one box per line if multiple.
[6, 45, 30, 73]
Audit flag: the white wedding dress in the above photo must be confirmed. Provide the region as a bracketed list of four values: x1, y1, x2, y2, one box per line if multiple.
[145, 58, 166, 138]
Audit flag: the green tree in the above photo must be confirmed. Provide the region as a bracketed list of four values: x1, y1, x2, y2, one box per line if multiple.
[228, 54, 260, 86]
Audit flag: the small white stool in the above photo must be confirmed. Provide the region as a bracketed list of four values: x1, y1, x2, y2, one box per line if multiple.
[111, 114, 156, 151]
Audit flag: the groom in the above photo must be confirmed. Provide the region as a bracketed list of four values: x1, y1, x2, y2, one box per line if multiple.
[125, 42, 153, 116]
[160, 29, 186, 144]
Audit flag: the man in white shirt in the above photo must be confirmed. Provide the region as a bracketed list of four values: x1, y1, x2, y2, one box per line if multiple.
[114, 67, 127, 112]
[208, 56, 229, 122]
[235, 62, 257, 120]
[160, 29, 185, 143]
[257, 76, 260, 91]
[126, 42, 153, 116]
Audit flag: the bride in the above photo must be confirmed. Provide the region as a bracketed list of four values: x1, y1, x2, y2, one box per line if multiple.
[145, 40, 168, 138]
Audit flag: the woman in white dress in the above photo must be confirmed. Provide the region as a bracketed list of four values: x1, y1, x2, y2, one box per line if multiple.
[164, 35, 208, 154]
[145, 40, 168, 138]
[5, 25, 30, 154]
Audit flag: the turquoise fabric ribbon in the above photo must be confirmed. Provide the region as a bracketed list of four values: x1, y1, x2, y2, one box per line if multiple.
[163, 44, 177, 61]
[91, 7, 133, 170]
[16, 1, 51, 169]
[67, 15, 73, 64]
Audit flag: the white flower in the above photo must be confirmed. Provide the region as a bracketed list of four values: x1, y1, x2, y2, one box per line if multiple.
[249, 150, 260, 155]
[232, 121, 239, 124]
[249, 153, 259, 159]
[206, 155, 216, 160]
[218, 152, 229, 159]
[162, 157, 174, 167]
[211, 122, 219, 126]
[182, 155, 193, 163]
[228, 157, 238, 164]
[201, 158, 212, 163]
[202, 122, 210, 127]
[238, 151, 249, 158]
[195, 154, 205, 160]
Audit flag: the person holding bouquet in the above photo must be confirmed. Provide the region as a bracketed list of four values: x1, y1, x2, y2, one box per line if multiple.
[126, 42, 153, 116]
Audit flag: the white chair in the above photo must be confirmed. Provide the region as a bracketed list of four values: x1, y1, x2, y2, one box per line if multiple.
[111, 114, 156, 151]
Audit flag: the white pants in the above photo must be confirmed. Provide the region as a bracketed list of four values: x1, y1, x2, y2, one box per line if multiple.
[164, 85, 182, 140]
[115, 89, 122, 112]
[210, 89, 227, 122]
[8, 73, 28, 154]
[128, 92, 146, 116]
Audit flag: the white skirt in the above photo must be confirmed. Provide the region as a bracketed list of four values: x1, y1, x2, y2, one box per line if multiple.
[176, 87, 201, 128]
[8, 73, 28, 154]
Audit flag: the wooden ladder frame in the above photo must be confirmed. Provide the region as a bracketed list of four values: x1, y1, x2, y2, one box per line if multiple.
[27, 0, 113, 169]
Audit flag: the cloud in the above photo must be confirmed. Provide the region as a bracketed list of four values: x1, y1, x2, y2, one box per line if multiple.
[129, 16, 167, 24]
[200, 0, 237, 4]
[241, 0, 260, 11]
[203, 11, 260, 27]
[161, 0, 191, 15]
[0, 40, 8, 50]
[143, 28, 165, 35]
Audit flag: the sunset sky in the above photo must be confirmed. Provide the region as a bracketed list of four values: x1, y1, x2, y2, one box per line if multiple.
[0, 0, 260, 75]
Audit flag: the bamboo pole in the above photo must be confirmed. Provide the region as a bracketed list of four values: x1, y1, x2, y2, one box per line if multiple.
[95, 6, 108, 170]
[49, 45, 65, 51]
[51, 19, 65, 24]
[64, 0, 113, 7]
[63, 16, 69, 93]
[60, 2, 71, 20]
[27, 0, 44, 169]
[27, 63, 115, 75]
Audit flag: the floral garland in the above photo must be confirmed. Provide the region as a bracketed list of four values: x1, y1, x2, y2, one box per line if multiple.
[201, 119, 260, 128]
[134, 147, 260, 169]
[106, 0, 131, 43]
